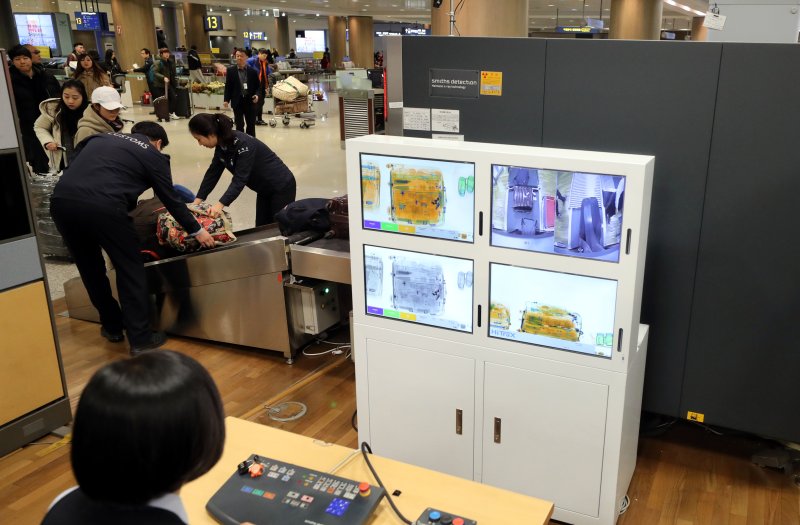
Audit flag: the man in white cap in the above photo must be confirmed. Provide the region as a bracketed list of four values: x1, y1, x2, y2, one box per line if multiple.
[74, 85, 126, 146]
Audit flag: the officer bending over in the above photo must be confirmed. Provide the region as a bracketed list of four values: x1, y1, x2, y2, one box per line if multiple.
[51, 122, 215, 355]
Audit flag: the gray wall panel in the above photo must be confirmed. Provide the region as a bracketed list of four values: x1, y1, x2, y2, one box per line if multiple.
[401, 36, 545, 146]
[540, 40, 723, 417]
[681, 44, 800, 441]
[0, 236, 44, 292]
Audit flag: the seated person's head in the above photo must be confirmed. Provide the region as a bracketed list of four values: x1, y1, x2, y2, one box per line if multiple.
[71, 351, 225, 505]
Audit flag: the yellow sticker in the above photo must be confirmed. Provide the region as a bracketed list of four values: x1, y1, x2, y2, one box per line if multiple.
[480, 71, 503, 97]
[400, 312, 416, 321]
[687, 411, 705, 423]
[399, 225, 416, 234]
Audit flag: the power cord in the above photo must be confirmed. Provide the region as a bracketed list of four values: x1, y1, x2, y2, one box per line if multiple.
[619, 494, 630, 515]
[360, 442, 412, 524]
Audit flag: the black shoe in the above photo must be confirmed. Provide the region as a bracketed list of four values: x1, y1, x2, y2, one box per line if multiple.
[100, 327, 124, 343]
[255, 119, 267, 125]
[130, 331, 167, 356]
[149, 111, 156, 115]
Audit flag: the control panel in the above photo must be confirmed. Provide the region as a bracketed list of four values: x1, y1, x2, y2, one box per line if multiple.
[416, 507, 477, 525]
[206, 454, 385, 525]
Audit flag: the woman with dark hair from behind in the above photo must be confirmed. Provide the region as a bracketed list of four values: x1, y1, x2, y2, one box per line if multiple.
[34, 80, 89, 171]
[189, 112, 296, 226]
[103, 49, 123, 77]
[41, 350, 225, 525]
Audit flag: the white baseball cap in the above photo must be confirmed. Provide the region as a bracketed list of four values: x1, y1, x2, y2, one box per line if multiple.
[91, 86, 125, 110]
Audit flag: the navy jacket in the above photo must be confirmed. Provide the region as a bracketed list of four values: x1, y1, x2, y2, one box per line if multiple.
[53, 132, 201, 234]
[224, 65, 259, 109]
[41, 488, 184, 525]
[196, 131, 295, 206]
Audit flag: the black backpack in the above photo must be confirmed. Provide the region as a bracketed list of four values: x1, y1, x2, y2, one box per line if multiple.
[275, 198, 331, 236]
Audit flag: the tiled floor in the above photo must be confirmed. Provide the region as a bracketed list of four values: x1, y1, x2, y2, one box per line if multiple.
[43, 93, 346, 299]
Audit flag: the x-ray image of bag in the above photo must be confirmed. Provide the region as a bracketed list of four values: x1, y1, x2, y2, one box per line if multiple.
[365, 255, 383, 297]
[391, 259, 445, 315]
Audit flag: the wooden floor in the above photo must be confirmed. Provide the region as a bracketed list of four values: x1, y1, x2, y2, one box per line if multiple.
[1, 302, 798, 525]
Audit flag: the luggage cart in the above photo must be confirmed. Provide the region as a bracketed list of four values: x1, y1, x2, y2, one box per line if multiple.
[269, 96, 316, 129]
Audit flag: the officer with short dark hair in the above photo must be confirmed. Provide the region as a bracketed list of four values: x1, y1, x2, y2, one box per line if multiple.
[50, 122, 215, 354]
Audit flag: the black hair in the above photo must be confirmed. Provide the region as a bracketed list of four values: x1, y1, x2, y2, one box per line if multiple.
[191, 44, 197, 50]
[57, 80, 89, 137]
[104, 48, 114, 63]
[131, 121, 170, 148]
[73, 42, 84, 50]
[71, 351, 225, 505]
[188, 113, 235, 147]
[8, 44, 32, 60]
[258, 48, 268, 54]
[159, 47, 170, 54]
[141, 48, 151, 55]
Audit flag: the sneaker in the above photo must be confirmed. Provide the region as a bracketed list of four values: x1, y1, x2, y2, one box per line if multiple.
[255, 119, 267, 126]
[170, 113, 182, 120]
[100, 326, 124, 343]
[130, 331, 167, 356]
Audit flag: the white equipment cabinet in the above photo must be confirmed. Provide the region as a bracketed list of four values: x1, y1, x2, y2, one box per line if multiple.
[346, 135, 653, 525]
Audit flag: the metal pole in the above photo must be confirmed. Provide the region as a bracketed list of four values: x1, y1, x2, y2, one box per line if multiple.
[449, 0, 455, 36]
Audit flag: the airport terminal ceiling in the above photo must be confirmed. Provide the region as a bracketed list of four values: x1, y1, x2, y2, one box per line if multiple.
[14, 0, 709, 31]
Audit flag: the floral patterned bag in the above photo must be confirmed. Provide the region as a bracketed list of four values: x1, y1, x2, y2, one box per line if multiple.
[156, 202, 237, 253]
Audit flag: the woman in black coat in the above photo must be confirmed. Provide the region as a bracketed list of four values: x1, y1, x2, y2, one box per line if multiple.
[189, 113, 296, 226]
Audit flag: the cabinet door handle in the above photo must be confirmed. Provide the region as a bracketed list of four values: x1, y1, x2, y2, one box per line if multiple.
[455, 409, 463, 435]
[494, 417, 502, 443]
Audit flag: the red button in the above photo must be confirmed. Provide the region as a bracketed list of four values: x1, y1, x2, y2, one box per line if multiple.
[358, 482, 371, 497]
[453, 519, 464, 525]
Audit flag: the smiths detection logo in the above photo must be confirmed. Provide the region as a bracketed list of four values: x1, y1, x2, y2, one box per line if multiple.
[429, 68, 480, 99]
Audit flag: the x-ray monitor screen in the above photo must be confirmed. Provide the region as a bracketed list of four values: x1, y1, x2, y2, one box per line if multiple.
[364, 245, 474, 333]
[491, 165, 625, 262]
[489, 263, 618, 358]
[360, 153, 474, 242]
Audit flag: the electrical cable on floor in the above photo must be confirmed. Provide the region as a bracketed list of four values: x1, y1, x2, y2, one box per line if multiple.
[619, 494, 630, 515]
[263, 401, 308, 422]
[690, 421, 724, 436]
[360, 442, 412, 524]
[302, 344, 350, 357]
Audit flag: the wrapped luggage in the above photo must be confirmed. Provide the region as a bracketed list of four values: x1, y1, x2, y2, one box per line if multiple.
[156, 202, 237, 253]
[272, 76, 310, 102]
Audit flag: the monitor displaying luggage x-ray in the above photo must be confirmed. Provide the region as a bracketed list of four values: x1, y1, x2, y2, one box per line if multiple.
[489, 263, 618, 358]
[360, 153, 475, 242]
[364, 245, 474, 333]
[490, 165, 626, 262]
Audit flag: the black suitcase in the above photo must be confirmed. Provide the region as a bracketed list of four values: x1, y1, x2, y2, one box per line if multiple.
[175, 87, 192, 118]
[153, 95, 170, 122]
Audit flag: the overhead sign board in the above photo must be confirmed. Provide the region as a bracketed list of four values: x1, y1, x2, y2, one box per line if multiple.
[75, 12, 108, 31]
[204, 15, 223, 31]
[243, 31, 266, 40]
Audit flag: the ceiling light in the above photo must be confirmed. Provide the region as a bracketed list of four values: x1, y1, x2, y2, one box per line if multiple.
[316, 13, 320, 16]
[282, 13, 286, 16]
[226, 8, 230, 12]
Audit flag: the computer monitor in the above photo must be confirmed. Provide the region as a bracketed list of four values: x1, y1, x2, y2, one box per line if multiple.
[490, 164, 625, 262]
[364, 245, 474, 333]
[360, 153, 475, 242]
[488, 263, 618, 358]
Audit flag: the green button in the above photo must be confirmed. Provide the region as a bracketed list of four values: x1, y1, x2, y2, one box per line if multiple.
[604, 333, 614, 347]
[252, 489, 265, 496]
[383, 310, 400, 318]
[381, 222, 399, 232]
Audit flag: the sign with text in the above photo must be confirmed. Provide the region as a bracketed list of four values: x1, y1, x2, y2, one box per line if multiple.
[556, 26, 598, 34]
[75, 12, 108, 31]
[703, 12, 726, 30]
[243, 31, 266, 40]
[429, 69, 480, 99]
[204, 15, 223, 31]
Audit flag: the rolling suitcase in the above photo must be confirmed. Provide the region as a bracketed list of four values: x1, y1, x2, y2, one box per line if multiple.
[153, 94, 170, 122]
[175, 87, 192, 118]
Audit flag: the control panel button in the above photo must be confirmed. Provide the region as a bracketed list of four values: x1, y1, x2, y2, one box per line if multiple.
[452, 519, 464, 525]
[429, 510, 442, 521]
[359, 482, 371, 497]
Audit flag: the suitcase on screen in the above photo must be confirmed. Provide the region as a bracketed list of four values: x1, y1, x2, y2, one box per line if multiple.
[153, 95, 170, 122]
[175, 87, 192, 118]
